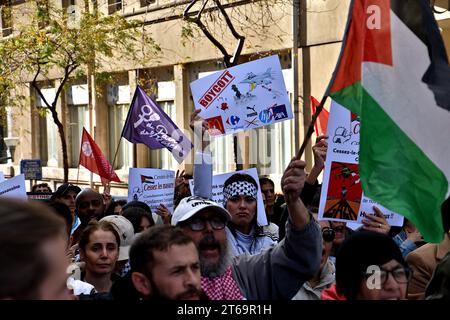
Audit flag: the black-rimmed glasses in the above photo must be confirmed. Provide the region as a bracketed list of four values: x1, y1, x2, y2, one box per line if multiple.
[184, 217, 226, 232]
[363, 266, 411, 286]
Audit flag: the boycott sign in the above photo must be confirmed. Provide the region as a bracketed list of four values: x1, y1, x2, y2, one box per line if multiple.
[0, 174, 27, 200]
[189, 167, 268, 226]
[190, 55, 293, 135]
[318, 101, 403, 227]
[128, 168, 175, 223]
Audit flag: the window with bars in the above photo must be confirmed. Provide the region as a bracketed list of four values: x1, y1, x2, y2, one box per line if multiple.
[1, 1, 12, 37]
[69, 104, 89, 167]
[139, 0, 156, 7]
[109, 103, 133, 169]
[108, 0, 122, 14]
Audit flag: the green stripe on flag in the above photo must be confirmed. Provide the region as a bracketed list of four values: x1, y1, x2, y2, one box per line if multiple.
[330, 82, 363, 115]
[360, 87, 446, 243]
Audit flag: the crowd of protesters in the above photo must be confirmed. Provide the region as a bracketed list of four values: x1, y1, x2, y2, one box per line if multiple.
[0, 109, 449, 301]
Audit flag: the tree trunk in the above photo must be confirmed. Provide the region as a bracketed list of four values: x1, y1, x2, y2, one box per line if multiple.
[49, 106, 69, 182]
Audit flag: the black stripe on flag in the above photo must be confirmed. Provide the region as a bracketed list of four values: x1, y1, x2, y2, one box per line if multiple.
[391, 0, 450, 112]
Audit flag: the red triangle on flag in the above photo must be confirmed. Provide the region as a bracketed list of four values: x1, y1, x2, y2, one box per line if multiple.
[79, 128, 121, 184]
[310, 96, 329, 136]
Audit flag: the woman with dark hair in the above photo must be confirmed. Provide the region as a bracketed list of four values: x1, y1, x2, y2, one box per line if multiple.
[223, 173, 276, 256]
[122, 207, 155, 233]
[78, 220, 120, 294]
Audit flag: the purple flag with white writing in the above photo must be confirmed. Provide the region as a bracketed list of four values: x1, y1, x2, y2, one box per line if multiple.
[121, 86, 193, 163]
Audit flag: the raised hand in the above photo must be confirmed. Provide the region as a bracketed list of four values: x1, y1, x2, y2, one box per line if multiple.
[361, 206, 391, 235]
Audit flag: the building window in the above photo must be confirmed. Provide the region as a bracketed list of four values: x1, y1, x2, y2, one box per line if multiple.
[69, 104, 89, 167]
[36, 87, 59, 167]
[209, 134, 234, 174]
[252, 120, 293, 176]
[108, 0, 121, 14]
[109, 103, 133, 169]
[38, 110, 59, 167]
[61, 0, 75, 10]
[0, 109, 8, 164]
[1, 1, 12, 37]
[139, 0, 156, 7]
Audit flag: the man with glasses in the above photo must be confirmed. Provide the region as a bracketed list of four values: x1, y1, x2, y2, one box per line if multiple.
[172, 158, 322, 300]
[334, 231, 411, 300]
[293, 216, 336, 300]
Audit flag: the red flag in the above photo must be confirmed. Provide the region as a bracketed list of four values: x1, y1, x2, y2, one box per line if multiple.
[79, 128, 121, 184]
[310, 96, 329, 136]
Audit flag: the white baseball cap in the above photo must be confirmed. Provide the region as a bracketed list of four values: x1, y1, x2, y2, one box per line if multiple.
[171, 196, 232, 226]
[100, 215, 135, 261]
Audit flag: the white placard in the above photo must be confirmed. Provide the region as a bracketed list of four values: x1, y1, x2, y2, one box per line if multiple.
[128, 168, 175, 222]
[318, 101, 403, 227]
[0, 172, 4, 183]
[0, 174, 27, 200]
[190, 55, 292, 136]
[189, 167, 268, 226]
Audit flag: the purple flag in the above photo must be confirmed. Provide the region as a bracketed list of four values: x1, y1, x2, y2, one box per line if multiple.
[121, 86, 193, 163]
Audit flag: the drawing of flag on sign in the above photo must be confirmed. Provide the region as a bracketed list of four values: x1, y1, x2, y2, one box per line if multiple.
[141, 175, 154, 184]
[121, 86, 193, 163]
[326, 0, 450, 243]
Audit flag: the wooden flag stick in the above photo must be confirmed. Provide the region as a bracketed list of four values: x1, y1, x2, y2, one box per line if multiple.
[294, 95, 328, 160]
[106, 136, 123, 189]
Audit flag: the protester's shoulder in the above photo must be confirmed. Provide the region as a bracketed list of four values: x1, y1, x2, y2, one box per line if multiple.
[406, 243, 436, 266]
[407, 242, 436, 258]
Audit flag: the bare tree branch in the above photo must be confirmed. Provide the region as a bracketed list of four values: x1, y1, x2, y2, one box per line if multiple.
[184, 0, 245, 67]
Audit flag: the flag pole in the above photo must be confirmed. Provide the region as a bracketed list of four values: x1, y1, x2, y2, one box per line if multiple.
[76, 164, 80, 185]
[284, 94, 328, 205]
[107, 136, 123, 188]
[294, 95, 328, 160]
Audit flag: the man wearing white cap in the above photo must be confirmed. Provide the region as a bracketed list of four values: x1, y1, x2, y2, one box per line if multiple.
[172, 157, 321, 300]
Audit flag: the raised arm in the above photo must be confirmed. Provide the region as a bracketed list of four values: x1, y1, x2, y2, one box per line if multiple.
[281, 159, 311, 229]
[190, 109, 213, 199]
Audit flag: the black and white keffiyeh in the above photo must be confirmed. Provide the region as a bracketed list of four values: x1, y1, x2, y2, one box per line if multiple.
[223, 181, 258, 203]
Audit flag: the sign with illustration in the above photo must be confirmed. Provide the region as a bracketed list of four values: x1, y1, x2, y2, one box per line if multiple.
[128, 168, 175, 221]
[190, 55, 293, 135]
[318, 101, 403, 227]
[189, 167, 268, 226]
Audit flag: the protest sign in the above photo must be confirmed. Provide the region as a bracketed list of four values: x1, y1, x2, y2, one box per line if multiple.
[128, 168, 175, 223]
[190, 55, 292, 135]
[318, 101, 403, 227]
[189, 167, 268, 226]
[0, 172, 4, 182]
[0, 174, 27, 200]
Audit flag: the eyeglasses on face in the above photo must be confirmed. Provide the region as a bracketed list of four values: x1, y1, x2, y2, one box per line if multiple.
[185, 217, 226, 231]
[364, 266, 411, 286]
[322, 227, 336, 242]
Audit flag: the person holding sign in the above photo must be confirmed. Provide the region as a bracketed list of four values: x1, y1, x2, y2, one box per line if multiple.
[223, 173, 277, 256]
[171, 168, 321, 299]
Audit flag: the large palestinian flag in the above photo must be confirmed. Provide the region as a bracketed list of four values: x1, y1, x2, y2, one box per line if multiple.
[327, 0, 450, 243]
